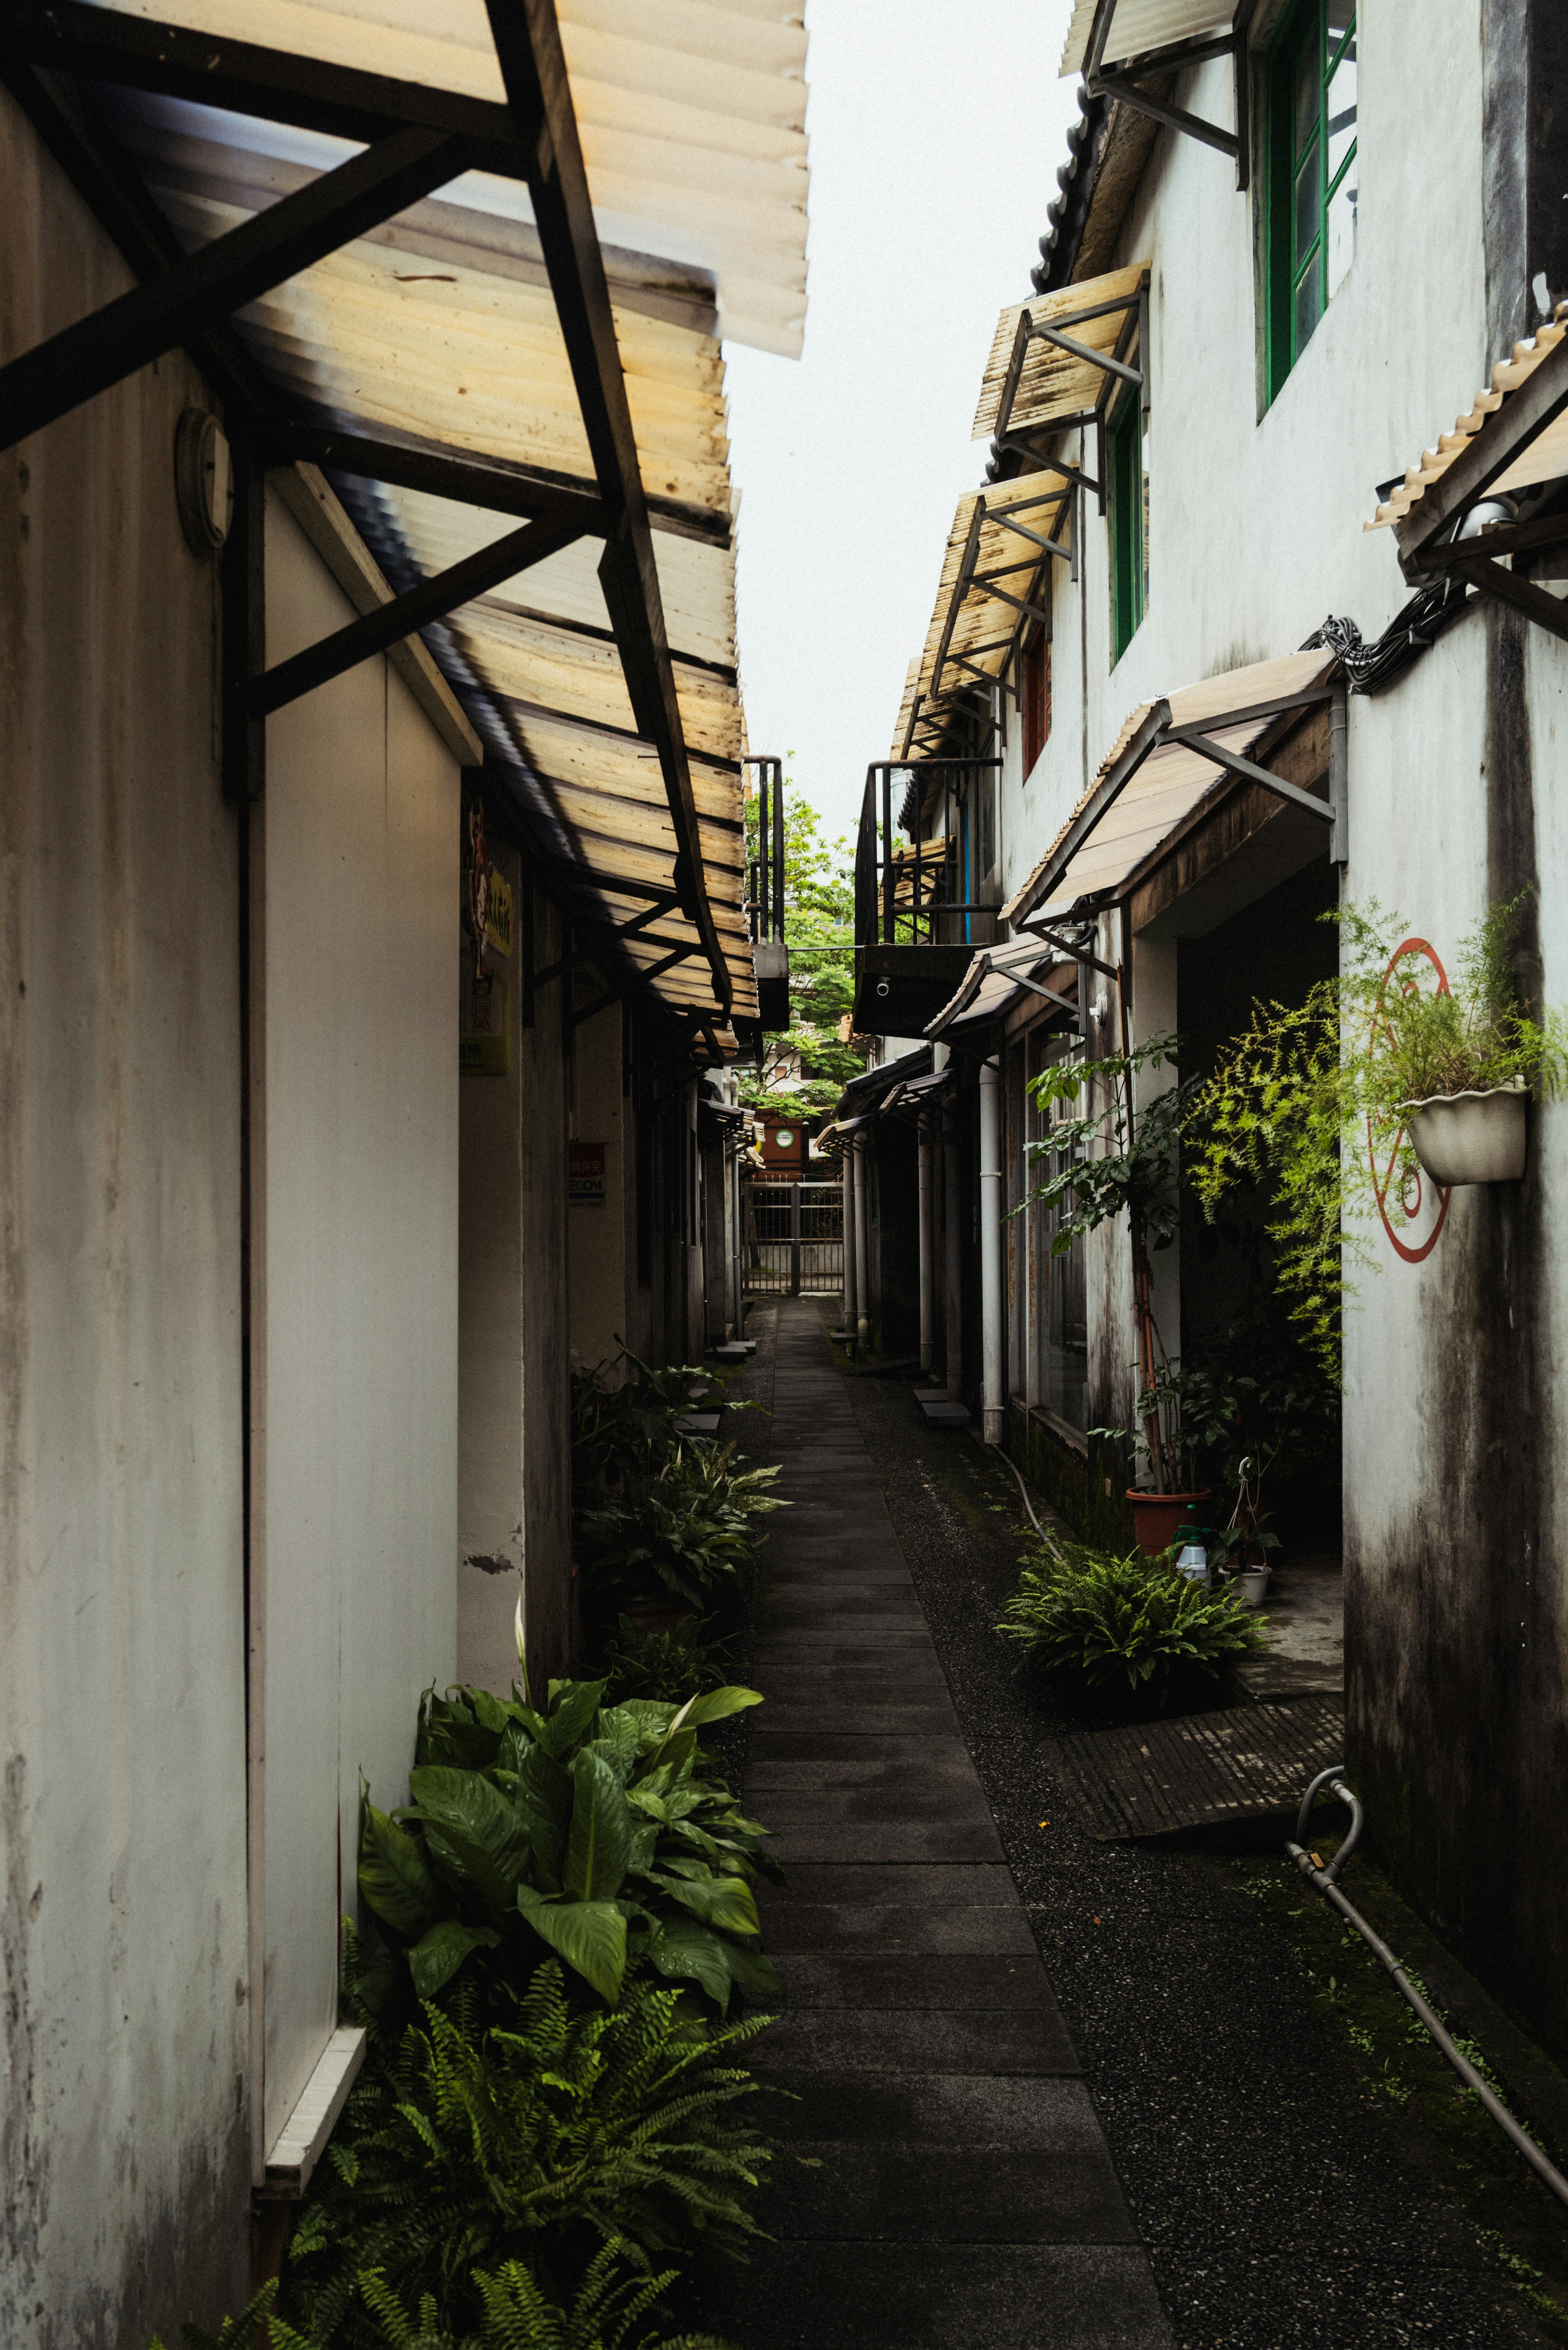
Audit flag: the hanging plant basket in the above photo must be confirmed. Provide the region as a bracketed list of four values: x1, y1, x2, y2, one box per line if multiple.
[1403, 1080, 1527, 1186]
[1126, 1487, 1211, 1557]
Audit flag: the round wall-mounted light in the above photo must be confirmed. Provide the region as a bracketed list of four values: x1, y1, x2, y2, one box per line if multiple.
[174, 409, 234, 554]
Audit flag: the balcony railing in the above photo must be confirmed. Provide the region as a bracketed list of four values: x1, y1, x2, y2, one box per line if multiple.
[854, 758, 1004, 947]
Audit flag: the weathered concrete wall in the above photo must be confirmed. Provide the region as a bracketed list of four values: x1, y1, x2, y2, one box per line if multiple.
[256, 493, 459, 2156]
[457, 829, 527, 1693]
[519, 881, 573, 1685]
[568, 1000, 629, 1375]
[1343, 589, 1568, 2061]
[995, 0, 1488, 926]
[0, 90, 250, 2345]
[980, 0, 1568, 2054]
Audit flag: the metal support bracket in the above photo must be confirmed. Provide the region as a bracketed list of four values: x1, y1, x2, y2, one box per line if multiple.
[250, 517, 581, 714]
[1082, 0, 1256, 190]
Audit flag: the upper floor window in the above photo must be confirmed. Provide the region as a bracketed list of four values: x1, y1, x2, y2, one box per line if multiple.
[1266, 3, 1357, 400]
[1107, 387, 1147, 664]
[1022, 625, 1051, 774]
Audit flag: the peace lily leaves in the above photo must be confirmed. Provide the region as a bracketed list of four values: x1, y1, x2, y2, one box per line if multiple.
[668, 1686, 766, 1733]
[564, 1750, 633, 1902]
[517, 1886, 628, 2007]
[408, 1919, 501, 2000]
[405, 1766, 532, 1919]
[359, 1799, 440, 1940]
[358, 1677, 775, 2016]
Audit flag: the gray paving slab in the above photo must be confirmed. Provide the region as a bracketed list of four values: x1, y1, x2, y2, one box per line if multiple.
[748, 1735, 971, 1769]
[748, 1703, 963, 1737]
[754, 2005, 1082, 2075]
[761, 1898, 1040, 1955]
[773, 1952, 1061, 2010]
[708, 2244, 1172, 2350]
[754, 1784, 999, 1827]
[771, 1820, 1005, 1864]
[758, 1863, 1018, 1907]
[744, 1751, 977, 1788]
[763, 2142, 1137, 2240]
[729, 1299, 1168, 2348]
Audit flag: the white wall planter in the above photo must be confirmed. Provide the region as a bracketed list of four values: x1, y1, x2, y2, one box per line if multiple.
[1403, 1082, 1528, 1186]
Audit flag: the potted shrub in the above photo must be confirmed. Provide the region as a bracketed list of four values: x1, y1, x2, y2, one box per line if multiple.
[1185, 891, 1568, 1386]
[1365, 899, 1562, 1185]
[1021, 1032, 1205, 1520]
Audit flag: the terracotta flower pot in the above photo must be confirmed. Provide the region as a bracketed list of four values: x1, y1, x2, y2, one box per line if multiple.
[1403, 1082, 1527, 1186]
[1125, 1488, 1212, 1557]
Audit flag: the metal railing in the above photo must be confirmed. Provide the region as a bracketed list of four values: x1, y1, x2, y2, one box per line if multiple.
[744, 755, 785, 943]
[744, 1179, 843, 1295]
[854, 758, 1003, 947]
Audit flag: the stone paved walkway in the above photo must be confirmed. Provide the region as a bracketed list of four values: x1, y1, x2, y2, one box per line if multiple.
[720, 1298, 1172, 2350]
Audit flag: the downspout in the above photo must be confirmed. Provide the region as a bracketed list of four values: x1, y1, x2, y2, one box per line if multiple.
[979, 1055, 1004, 1445]
[841, 1143, 858, 1336]
[852, 1135, 871, 1348]
[917, 1114, 935, 1372]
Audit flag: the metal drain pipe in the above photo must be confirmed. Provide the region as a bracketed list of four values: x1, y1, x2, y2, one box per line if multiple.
[978, 1055, 1004, 1445]
[1290, 1771, 1568, 2211]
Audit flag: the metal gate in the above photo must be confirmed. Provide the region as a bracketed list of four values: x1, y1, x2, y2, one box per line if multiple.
[744, 1179, 844, 1295]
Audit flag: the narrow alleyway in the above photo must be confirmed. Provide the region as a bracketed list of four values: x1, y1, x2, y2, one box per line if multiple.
[714, 1297, 1173, 2349]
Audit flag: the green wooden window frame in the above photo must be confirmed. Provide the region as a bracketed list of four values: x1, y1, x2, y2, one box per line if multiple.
[1265, 2, 1357, 402]
[1107, 389, 1146, 665]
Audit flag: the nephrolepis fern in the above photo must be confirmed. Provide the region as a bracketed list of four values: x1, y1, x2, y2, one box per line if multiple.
[357, 2239, 737, 2348]
[283, 1965, 775, 2348]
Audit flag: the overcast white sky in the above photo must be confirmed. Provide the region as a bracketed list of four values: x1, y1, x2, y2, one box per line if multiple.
[724, 0, 1080, 845]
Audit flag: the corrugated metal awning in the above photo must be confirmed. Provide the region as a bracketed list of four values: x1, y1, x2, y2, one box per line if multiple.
[1368, 307, 1568, 538]
[1059, 0, 1236, 76]
[1001, 651, 1339, 922]
[898, 469, 1074, 756]
[926, 941, 1078, 1039]
[971, 263, 1149, 443]
[31, 0, 816, 1032]
[96, 0, 811, 356]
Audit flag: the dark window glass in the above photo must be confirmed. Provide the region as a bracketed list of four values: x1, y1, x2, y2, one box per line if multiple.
[1108, 390, 1146, 664]
[1266, 2, 1356, 401]
[1022, 626, 1051, 774]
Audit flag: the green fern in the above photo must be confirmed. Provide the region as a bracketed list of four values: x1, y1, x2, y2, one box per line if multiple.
[150, 2281, 283, 2350]
[998, 1538, 1263, 1702]
[358, 2240, 737, 2348]
[284, 1966, 774, 2348]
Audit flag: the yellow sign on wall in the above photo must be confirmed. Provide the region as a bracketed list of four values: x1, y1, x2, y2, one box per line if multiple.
[461, 966, 509, 1075]
[485, 872, 514, 959]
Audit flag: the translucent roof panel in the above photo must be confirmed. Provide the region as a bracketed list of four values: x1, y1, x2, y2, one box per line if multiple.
[971, 265, 1149, 442]
[91, 55, 771, 1021]
[898, 469, 1074, 754]
[1368, 306, 1568, 533]
[1059, 0, 1236, 77]
[93, 0, 811, 355]
[1002, 651, 1336, 919]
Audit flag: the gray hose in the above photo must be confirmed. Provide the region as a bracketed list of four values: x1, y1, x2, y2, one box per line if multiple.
[995, 1449, 1068, 1563]
[1290, 1773, 1568, 2211]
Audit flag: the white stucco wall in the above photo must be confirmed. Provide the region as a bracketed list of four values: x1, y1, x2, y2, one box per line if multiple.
[0, 93, 250, 2346]
[253, 495, 459, 2161]
[994, 2, 1488, 921]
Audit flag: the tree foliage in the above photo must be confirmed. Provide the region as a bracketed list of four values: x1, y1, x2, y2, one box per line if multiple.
[741, 783, 862, 1115]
